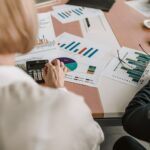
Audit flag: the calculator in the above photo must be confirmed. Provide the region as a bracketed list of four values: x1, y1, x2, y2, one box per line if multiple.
[26, 60, 48, 83]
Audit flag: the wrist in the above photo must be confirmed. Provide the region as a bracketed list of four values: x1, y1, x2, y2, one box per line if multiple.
[45, 82, 64, 89]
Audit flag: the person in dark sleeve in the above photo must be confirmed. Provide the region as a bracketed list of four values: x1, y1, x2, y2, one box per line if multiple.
[113, 80, 150, 150]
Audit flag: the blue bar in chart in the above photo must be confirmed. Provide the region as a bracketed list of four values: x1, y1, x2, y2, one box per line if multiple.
[88, 49, 99, 58]
[127, 70, 142, 78]
[69, 42, 80, 51]
[126, 58, 146, 68]
[74, 49, 79, 52]
[65, 41, 76, 49]
[62, 12, 69, 18]
[78, 8, 83, 11]
[72, 10, 80, 16]
[75, 9, 83, 14]
[60, 44, 66, 48]
[135, 52, 150, 59]
[137, 56, 149, 62]
[56, 8, 84, 19]
[83, 48, 94, 56]
[65, 11, 71, 16]
[58, 13, 65, 19]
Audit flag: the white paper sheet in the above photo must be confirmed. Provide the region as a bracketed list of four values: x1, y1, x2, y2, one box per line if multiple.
[79, 10, 120, 52]
[51, 4, 100, 23]
[56, 32, 114, 87]
[16, 11, 59, 68]
[103, 47, 150, 87]
[126, 0, 150, 17]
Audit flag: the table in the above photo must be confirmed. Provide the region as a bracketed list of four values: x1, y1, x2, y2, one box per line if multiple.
[37, 0, 150, 119]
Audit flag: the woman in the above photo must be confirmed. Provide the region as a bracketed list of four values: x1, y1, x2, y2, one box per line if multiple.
[0, 0, 104, 150]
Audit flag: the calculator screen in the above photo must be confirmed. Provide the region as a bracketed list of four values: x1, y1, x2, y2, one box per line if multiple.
[27, 61, 47, 70]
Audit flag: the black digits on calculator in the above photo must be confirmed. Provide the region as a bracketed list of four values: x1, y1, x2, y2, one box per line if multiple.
[26, 60, 48, 83]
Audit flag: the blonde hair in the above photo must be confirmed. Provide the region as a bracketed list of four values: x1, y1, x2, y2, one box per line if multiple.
[0, 0, 38, 54]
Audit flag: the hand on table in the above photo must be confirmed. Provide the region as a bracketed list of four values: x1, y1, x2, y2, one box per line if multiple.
[43, 59, 68, 88]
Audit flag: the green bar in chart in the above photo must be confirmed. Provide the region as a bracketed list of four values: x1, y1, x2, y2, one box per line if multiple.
[137, 59, 148, 65]
[127, 70, 143, 77]
[129, 74, 140, 81]
[133, 68, 144, 74]
[121, 66, 129, 71]
[135, 52, 150, 59]
[126, 58, 146, 68]
[137, 56, 149, 62]
[132, 78, 139, 83]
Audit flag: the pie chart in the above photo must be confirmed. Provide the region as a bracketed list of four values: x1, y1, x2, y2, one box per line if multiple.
[56, 57, 78, 71]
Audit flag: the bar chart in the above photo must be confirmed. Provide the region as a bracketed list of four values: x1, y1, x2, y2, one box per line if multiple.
[58, 38, 99, 58]
[57, 7, 84, 19]
[37, 35, 49, 45]
[52, 5, 99, 23]
[56, 33, 106, 87]
[104, 47, 150, 86]
[87, 66, 97, 74]
[121, 51, 150, 83]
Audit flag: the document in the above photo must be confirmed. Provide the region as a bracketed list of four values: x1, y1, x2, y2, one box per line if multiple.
[52, 4, 100, 23]
[103, 47, 150, 87]
[16, 12, 59, 69]
[126, 0, 150, 17]
[16, 8, 121, 87]
[79, 10, 120, 52]
[56, 32, 114, 87]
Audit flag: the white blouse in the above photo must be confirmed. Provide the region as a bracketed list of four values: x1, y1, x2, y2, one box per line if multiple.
[0, 66, 104, 150]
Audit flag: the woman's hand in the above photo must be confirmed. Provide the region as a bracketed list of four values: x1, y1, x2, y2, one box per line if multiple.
[43, 59, 68, 88]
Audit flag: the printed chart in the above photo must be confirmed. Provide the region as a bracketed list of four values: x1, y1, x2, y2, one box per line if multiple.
[79, 12, 121, 52]
[59, 41, 98, 58]
[35, 11, 57, 52]
[64, 62, 98, 86]
[57, 57, 78, 71]
[58, 33, 101, 59]
[37, 35, 49, 45]
[52, 4, 99, 23]
[57, 7, 84, 18]
[104, 47, 150, 86]
[57, 32, 110, 87]
[16, 12, 59, 67]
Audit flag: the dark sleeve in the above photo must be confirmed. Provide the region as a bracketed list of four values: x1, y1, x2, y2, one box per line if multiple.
[122, 81, 150, 142]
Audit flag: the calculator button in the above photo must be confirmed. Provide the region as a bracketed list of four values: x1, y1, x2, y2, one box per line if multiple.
[38, 72, 42, 80]
[33, 72, 38, 81]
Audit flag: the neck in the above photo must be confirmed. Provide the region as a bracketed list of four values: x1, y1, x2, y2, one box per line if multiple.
[0, 54, 15, 66]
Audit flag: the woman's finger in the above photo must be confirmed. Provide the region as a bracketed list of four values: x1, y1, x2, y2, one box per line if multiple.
[51, 59, 57, 65]
[60, 62, 65, 68]
[63, 66, 68, 73]
[45, 63, 54, 72]
[45, 62, 53, 68]
[42, 66, 47, 79]
[56, 59, 61, 67]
